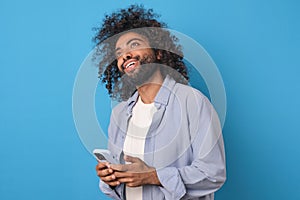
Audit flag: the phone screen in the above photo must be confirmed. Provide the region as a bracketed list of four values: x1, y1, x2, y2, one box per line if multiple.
[94, 153, 106, 161]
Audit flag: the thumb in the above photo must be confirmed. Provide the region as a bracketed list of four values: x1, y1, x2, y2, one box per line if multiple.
[124, 155, 140, 163]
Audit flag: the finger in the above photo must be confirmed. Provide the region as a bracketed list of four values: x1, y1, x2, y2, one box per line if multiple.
[108, 181, 121, 187]
[110, 164, 128, 172]
[127, 182, 140, 187]
[96, 162, 109, 170]
[114, 171, 133, 178]
[124, 155, 140, 163]
[96, 163, 106, 170]
[103, 180, 121, 187]
[101, 174, 117, 182]
[117, 177, 134, 184]
[97, 168, 114, 177]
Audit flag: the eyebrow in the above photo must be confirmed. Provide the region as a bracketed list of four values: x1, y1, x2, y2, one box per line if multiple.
[115, 38, 145, 52]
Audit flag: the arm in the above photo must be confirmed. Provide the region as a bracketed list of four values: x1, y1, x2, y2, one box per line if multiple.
[99, 179, 124, 200]
[97, 108, 126, 200]
[96, 161, 124, 200]
[156, 94, 226, 199]
[156, 136, 226, 199]
[97, 157, 125, 200]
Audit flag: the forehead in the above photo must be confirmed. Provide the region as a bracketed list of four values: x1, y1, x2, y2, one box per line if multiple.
[115, 32, 149, 48]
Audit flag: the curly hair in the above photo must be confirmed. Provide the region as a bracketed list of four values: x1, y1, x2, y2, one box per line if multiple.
[93, 4, 189, 101]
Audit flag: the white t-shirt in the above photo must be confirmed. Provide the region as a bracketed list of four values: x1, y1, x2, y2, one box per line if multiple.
[123, 96, 157, 200]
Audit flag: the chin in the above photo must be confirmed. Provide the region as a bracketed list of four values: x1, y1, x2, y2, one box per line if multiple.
[125, 66, 140, 76]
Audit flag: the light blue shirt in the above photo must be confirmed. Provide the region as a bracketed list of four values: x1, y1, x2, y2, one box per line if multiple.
[100, 75, 226, 200]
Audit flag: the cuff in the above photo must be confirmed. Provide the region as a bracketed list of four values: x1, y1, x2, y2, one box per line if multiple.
[99, 180, 123, 200]
[156, 167, 186, 200]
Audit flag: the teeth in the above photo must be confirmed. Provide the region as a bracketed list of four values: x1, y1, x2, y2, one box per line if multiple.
[125, 61, 135, 69]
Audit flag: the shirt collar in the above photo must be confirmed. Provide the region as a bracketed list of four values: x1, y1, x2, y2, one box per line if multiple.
[154, 75, 176, 106]
[126, 75, 176, 114]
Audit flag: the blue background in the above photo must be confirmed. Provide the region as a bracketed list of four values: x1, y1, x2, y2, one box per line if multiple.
[1, 0, 299, 199]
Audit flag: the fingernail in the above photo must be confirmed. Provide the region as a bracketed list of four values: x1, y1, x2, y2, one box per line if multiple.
[109, 169, 113, 173]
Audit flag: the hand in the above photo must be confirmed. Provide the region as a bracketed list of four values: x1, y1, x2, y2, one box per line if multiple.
[110, 155, 161, 187]
[95, 161, 120, 187]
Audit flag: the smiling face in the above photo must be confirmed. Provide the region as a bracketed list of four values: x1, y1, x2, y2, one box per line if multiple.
[115, 32, 155, 72]
[115, 32, 159, 86]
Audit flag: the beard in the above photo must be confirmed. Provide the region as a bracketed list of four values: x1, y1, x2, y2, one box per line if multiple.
[121, 54, 159, 87]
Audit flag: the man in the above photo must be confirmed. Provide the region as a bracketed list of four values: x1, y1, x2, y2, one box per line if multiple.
[94, 5, 226, 200]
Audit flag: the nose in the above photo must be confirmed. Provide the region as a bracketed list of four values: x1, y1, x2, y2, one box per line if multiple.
[122, 51, 132, 61]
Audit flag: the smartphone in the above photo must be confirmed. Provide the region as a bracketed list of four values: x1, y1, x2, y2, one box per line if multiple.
[93, 149, 119, 164]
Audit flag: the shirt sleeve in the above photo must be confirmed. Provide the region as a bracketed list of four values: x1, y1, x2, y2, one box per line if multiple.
[156, 93, 226, 199]
[99, 105, 126, 200]
[99, 181, 125, 200]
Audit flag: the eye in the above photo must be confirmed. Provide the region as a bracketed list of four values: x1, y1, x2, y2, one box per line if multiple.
[130, 41, 140, 49]
[115, 51, 122, 58]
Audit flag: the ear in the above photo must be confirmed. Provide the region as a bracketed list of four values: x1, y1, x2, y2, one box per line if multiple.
[156, 50, 162, 60]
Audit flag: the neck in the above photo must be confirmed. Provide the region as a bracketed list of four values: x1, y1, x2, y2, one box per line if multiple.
[136, 69, 163, 104]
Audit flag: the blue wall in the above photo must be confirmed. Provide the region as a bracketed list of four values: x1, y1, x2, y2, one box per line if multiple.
[1, 0, 299, 199]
